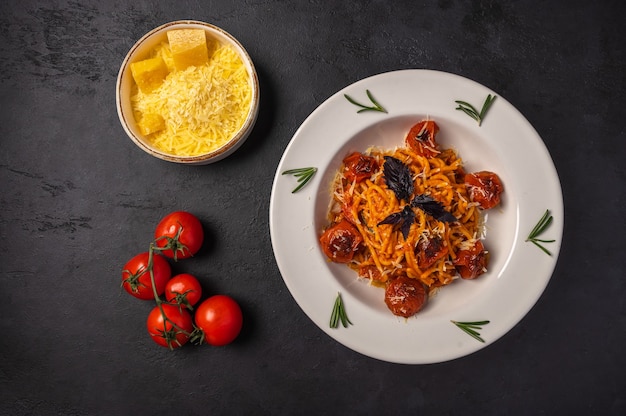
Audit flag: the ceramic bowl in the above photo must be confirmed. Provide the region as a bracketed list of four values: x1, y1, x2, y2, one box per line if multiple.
[116, 20, 259, 165]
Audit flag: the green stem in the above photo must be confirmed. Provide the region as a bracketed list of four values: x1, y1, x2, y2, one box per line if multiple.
[147, 242, 191, 350]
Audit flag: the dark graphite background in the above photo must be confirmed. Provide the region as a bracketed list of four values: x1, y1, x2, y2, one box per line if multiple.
[0, 1, 624, 415]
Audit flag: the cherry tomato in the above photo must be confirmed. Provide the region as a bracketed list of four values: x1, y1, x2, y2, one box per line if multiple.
[319, 219, 363, 263]
[146, 304, 193, 349]
[165, 273, 203, 309]
[340, 194, 358, 225]
[416, 236, 449, 269]
[464, 171, 504, 209]
[384, 276, 427, 317]
[154, 211, 204, 260]
[121, 252, 171, 300]
[454, 240, 489, 279]
[358, 265, 385, 282]
[342, 152, 379, 182]
[195, 295, 243, 346]
[405, 120, 440, 158]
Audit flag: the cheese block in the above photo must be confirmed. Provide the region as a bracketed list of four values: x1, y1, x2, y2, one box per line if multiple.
[166, 29, 210, 70]
[130, 56, 168, 94]
[138, 113, 165, 136]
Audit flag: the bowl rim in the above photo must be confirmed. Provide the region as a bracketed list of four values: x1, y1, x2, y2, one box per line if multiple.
[115, 20, 260, 164]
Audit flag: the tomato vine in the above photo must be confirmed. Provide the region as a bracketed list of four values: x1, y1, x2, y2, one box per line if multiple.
[120, 211, 243, 350]
[145, 242, 195, 349]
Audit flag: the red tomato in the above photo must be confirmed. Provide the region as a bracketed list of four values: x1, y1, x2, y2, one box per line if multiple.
[464, 171, 504, 209]
[154, 211, 204, 260]
[454, 240, 489, 279]
[342, 152, 379, 182]
[358, 265, 385, 282]
[319, 219, 363, 263]
[146, 304, 193, 349]
[121, 252, 171, 300]
[340, 194, 358, 225]
[405, 120, 440, 158]
[384, 276, 427, 318]
[416, 236, 449, 269]
[165, 273, 203, 309]
[195, 295, 243, 346]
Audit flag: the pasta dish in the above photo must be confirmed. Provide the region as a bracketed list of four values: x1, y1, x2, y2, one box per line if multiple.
[319, 120, 503, 317]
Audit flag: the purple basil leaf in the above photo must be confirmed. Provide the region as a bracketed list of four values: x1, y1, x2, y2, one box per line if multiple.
[383, 156, 413, 202]
[411, 194, 435, 205]
[411, 194, 457, 223]
[378, 211, 403, 226]
[378, 205, 416, 239]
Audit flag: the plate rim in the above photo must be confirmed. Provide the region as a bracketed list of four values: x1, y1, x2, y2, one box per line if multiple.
[269, 69, 563, 364]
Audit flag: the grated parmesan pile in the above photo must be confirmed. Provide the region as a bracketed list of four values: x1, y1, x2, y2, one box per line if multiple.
[131, 42, 252, 157]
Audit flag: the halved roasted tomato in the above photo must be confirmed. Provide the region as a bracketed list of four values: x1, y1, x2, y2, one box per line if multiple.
[464, 171, 504, 209]
[342, 152, 379, 183]
[453, 240, 489, 279]
[405, 120, 440, 158]
[319, 219, 363, 263]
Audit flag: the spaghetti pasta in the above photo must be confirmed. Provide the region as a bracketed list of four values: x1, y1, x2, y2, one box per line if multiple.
[319, 120, 503, 317]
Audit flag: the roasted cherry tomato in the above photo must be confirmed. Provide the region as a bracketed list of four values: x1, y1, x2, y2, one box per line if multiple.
[358, 265, 385, 282]
[340, 195, 358, 225]
[319, 219, 363, 263]
[384, 276, 427, 318]
[464, 171, 504, 209]
[416, 236, 449, 269]
[342, 152, 379, 182]
[195, 295, 243, 346]
[146, 303, 193, 349]
[454, 240, 489, 279]
[165, 273, 203, 309]
[154, 211, 204, 260]
[122, 252, 171, 300]
[405, 120, 440, 158]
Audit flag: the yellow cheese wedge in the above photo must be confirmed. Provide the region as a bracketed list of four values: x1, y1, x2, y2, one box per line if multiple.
[138, 113, 165, 136]
[130, 56, 169, 94]
[166, 29, 210, 70]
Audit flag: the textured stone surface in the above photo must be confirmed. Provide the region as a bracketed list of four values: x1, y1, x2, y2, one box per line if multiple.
[0, 0, 625, 414]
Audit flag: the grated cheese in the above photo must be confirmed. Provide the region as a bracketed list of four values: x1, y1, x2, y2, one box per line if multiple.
[131, 40, 252, 157]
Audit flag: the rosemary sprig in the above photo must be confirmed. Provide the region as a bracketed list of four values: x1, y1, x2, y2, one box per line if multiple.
[330, 292, 352, 329]
[525, 209, 555, 256]
[455, 94, 497, 126]
[344, 89, 387, 113]
[282, 167, 317, 193]
[451, 320, 490, 343]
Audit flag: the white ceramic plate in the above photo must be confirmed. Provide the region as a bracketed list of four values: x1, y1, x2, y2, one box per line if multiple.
[269, 69, 563, 364]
